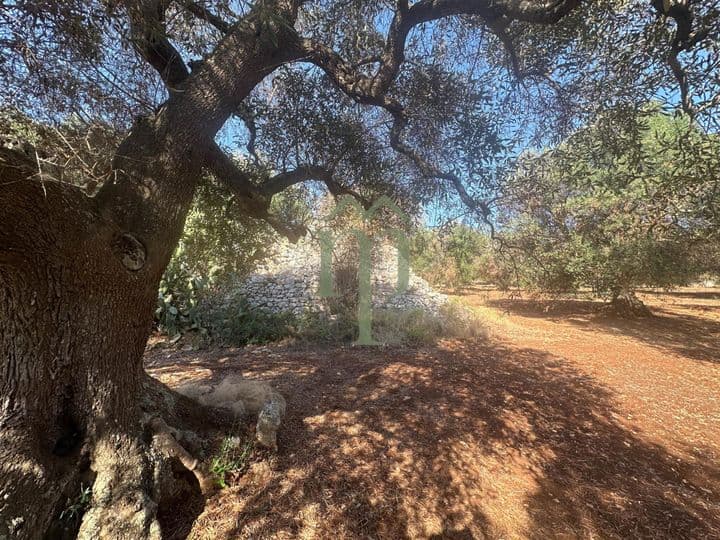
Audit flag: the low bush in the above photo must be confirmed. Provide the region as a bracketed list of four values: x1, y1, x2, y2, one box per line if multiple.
[59, 484, 92, 523]
[200, 295, 295, 347]
[286, 299, 485, 346]
[209, 435, 254, 488]
[156, 255, 485, 347]
[292, 308, 358, 344]
[411, 225, 496, 290]
[158, 290, 485, 348]
[372, 301, 485, 345]
[156, 267, 296, 347]
[155, 255, 209, 337]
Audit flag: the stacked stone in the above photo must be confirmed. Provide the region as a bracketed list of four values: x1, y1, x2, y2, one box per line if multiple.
[238, 236, 322, 316]
[236, 233, 448, 316]
[370, 243, 448, 315]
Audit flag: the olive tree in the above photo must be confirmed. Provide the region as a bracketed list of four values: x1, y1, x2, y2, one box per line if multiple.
[0, 0, 717, 537]
[496, 109, 720, 315]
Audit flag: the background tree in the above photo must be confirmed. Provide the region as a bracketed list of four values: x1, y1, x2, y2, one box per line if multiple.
[496, 108, 720, 315]
[412, 224, 494, 289]
[0, 0, 718, 538]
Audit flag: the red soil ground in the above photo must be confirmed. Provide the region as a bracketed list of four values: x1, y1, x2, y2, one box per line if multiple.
[145, 288, 720, 539]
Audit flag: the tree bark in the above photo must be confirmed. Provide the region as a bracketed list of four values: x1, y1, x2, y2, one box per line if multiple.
[0, 118, 204, 538]
[0, 6, 303, 533]
[606, 289, 652, 318]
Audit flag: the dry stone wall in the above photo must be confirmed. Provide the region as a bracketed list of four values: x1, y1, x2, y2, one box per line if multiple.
[237, 233, 447, 316]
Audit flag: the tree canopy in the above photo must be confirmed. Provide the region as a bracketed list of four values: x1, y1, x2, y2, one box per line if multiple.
[2, 0, 718, 229]
[494, 108, 720, 311]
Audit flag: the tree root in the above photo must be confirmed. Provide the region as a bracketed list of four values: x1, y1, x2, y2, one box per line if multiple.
[76, 435, 161, 540]
[69, 378, 222, 539]
[146, 415, 215, 494]
[75, 418, 209, 538]
[3, 373, 271, 539]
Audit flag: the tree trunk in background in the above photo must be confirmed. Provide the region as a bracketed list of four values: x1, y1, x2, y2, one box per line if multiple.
[0, 120, 202, 538]
[608, 289, 652, 318]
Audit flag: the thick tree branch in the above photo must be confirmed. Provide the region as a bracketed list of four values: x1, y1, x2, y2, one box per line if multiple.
[202, 142, 266, 206]
[126, 0, 303, 143]
[121, 0, 580, 239]
[297, 0, 579, 103]
[260, 165, 370, 207]
[177, 0, 232, 33]
[201, 143, 368, 238]
[127, 0, 190, 88]
[294, 0, 584, 233]
[201, 142, 306, 239]
[203, 142, 366, 207]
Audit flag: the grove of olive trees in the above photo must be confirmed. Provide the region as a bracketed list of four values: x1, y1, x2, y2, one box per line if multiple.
[1, 0, 718, 538]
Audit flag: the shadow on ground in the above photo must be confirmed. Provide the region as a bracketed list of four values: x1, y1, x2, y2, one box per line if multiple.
[637, 289, 720, 301]
[486, 297, 720, 364]
[146, 338, 720, 539]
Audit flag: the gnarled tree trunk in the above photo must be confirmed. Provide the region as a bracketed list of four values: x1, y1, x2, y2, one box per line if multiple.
[0, 2, 304, 533]
[0, 120, 205, 538]
[607, 288, 652, 318]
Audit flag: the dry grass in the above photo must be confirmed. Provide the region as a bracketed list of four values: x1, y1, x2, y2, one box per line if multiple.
[145, 288, 720, 539]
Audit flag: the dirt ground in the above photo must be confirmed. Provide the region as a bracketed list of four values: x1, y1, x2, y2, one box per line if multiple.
[145, 288, 720, 539]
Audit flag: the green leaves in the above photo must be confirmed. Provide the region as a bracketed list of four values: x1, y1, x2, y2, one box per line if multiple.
[210, 436, 254, 489]
[411, 224, 494, 289]
[155, 262, 204, 337]
[497, 108, 720, 296]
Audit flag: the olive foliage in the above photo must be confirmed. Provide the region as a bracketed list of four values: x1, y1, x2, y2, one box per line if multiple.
[2, 1, 718, 227]
[2, 1, 719, 302]
[496, 108, 720, 299]
[412, 224, 495, 289]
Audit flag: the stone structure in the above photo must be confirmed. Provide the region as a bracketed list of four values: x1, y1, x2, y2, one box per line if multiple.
[237, 233, 447, 316]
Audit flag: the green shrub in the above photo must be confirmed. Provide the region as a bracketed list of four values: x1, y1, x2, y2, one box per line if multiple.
[293, 308, 358, 343]
[411, 225, 495, 290]
[155, 181, 311, 338]
[155, 254, 209, 337]
[200, 295, 295, 347]
[156, 260, 296, 346]
[177, 180, 278, 278]
[289, 300, 485, 346]
[159, 283, 485, 348]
